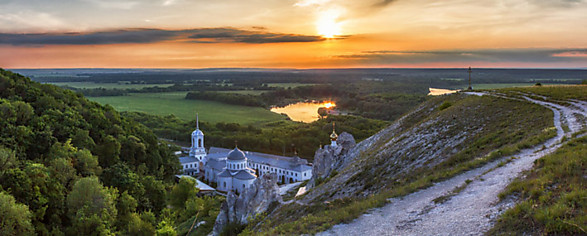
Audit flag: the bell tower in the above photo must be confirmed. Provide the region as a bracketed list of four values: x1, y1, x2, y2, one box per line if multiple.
[190, 113, 206, 162]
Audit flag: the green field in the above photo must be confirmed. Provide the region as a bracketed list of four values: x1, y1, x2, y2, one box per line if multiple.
[48, 82, 174, 89]
[88, 92, 286, 124]
[468, 83, 537, 89]
[266, 83, 318, 88]
[217, 90, 266, 95]
[465, 83, 573, 90]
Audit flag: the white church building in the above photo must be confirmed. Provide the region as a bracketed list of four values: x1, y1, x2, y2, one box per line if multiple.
[178, 115, 206, 176]
[178, 115, 314, 193]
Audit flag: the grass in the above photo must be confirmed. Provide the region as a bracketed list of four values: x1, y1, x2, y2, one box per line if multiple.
[252, 128, 558, 235]
[433, 180, 470, 204]
[88, 92, 286, 124]
[247, 92, 560, 235]
[501, 85, 587, 101]
[265, 83, 318, 88]
[489, 136, 586, 235]
[216, 90, 266, 95]
[47, 81, 174, 89]
[469, 83, 539, 89]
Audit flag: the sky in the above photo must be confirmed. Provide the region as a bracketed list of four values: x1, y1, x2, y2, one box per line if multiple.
[0, 0, 586, 68]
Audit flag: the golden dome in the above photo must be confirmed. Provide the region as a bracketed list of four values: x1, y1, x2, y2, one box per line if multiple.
[329, 122, 338, 140]
[330, 130, 338, 141]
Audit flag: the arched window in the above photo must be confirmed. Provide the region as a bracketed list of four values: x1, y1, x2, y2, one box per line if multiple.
[224, 182, 226, 188]
[243, 184, 245, 189]
[198, 139, 202, 147]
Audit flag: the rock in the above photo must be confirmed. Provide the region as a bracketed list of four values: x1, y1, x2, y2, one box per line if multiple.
[310, 132, 356, 185]
[212, 174, 282, 235]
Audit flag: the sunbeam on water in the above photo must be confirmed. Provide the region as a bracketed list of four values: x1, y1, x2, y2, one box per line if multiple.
[271, 101, 336, 123]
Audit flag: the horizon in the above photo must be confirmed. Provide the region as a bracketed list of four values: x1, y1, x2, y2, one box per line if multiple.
[7, 67, 587, 70]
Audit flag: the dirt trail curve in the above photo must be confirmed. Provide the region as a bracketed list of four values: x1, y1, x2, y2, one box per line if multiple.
[319, 92, 586, 236]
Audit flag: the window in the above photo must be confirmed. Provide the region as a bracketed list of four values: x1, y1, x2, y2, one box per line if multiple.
[304, 173, 306, 176]
[224, 182, 226, 187]
[295, 173, 298, 177]
[243, 184, 245, 189]
[198, 139, 202, 147]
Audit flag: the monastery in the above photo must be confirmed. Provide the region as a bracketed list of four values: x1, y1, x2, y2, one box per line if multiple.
[178, 115, 337, 193]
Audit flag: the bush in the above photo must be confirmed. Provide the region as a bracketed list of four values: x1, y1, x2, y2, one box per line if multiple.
[438, 101, 452, 111]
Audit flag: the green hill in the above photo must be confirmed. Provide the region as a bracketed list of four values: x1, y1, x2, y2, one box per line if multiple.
[0, 69, 184, 235]
[244, 86, 586, 235]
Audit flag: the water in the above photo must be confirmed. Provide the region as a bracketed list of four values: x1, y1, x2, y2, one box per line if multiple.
[271, 101, 335, 123]
[428, 88, 460, 96]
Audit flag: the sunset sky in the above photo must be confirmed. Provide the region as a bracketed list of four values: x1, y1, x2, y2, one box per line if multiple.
[1, 0, 586, 68]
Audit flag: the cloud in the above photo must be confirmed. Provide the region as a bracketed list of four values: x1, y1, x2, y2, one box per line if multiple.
[0, 28, 330, 46]
[81, 0, 139, 9]
[188, 28, 327, 43]
[0, 11, 68, 33]
[372, 0, 398, 8]
[335, 49, 587, 64]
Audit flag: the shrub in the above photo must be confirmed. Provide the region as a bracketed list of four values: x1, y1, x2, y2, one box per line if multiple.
[438, 101, 452, 111]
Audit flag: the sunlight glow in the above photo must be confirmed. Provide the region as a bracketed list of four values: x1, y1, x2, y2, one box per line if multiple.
[316, 10, 342, 38]
[321, 102, 335, 108]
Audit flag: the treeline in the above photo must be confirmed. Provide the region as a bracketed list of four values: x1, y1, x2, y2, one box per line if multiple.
[184, 84, 428, 121]
[184, 84, 345, 108]
[72, 81, 279, 97]
[24, 68, 587, 85]
[0, 69, 223, 235]
[123, 111, 389, 161]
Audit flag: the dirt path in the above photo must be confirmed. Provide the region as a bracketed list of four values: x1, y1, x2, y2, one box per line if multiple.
[319, 93, 586, 236]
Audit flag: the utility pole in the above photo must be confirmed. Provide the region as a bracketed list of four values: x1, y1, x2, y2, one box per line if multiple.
[468, 67, 473, 90]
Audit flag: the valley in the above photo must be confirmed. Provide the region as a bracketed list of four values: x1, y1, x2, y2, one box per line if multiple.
[1, 68, 585, 235]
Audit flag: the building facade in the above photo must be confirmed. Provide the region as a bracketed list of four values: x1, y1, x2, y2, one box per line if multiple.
[179, 114, 205, 176]
[179, 115, 315, 193]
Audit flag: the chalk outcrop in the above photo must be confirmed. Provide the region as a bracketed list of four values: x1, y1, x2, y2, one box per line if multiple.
[311, 132, 356, 182]
[212, 174, 282, 235]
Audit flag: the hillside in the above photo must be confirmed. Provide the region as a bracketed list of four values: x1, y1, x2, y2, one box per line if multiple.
[246, 86, 586, 235]
[0, 69, 219, 235]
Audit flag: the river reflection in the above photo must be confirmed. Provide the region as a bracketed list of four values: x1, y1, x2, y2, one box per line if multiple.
[428, 88, 460, 96]
[271, 101, 335, 123]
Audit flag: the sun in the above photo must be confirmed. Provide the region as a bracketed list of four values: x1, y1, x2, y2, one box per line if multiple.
[316, 10, 342, 38]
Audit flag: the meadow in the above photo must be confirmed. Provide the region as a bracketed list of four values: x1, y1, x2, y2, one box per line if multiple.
[88, 92, 286, 124]
[468, 83, 537, 89]
[217, 90, 266, 95]
[47, 81, 175, 89]
[266, 83, 317, 88]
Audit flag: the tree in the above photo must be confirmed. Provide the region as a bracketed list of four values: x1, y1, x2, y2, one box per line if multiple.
[102, 163, 145, 204]
[0, 191, 34, 236]
[156, 220, 177, 236]
[169, 177, 198, 209]
[318, 107, 328, 119]
[0, 146, 18, 176]
[66, 177, 118, 235]
[140, 176, 166, 212]
[125, 213, 156, 236]
[95, 135, 121, 168]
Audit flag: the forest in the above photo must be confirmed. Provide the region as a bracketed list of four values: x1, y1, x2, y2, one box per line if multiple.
[0, 69, 222, 235]
[123, 112, 389, 160]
